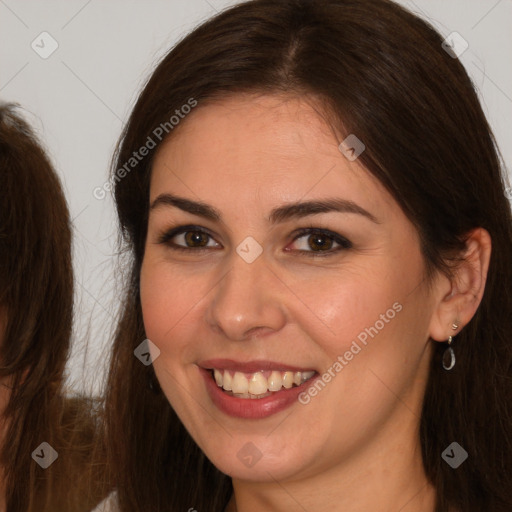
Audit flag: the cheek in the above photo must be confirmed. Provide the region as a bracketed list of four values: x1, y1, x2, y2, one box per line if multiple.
[139, 257, 206, 352]
[319, 287, 431, 436]
[281, 259, 414, 361]
[139, 260, 201, 405]
[290, 254, 430, 410]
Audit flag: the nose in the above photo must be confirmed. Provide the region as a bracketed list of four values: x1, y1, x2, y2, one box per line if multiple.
[205, 249, 287, 342]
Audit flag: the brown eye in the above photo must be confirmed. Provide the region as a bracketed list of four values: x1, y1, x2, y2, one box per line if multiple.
[289, 228, 352, 256]
[158, 225, 220, 251]
[184, 231, 209, 247]
[308, 233, 334, 251]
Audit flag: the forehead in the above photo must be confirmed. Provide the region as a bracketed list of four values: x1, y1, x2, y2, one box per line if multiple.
[149, 94, 395, 218]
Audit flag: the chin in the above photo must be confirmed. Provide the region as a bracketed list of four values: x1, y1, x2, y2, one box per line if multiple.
[200, 433, 318, 483]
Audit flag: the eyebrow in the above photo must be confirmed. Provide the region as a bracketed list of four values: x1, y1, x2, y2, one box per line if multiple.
[150, 193, 379, 224]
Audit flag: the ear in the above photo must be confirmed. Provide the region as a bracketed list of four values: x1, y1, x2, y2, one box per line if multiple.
[429, 228, 492, 342]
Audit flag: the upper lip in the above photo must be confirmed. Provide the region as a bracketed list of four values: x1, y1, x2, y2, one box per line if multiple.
[198, 358, 316, 373]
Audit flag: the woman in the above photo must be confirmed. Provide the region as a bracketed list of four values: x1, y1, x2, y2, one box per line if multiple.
[103, 0, 512, 510]
[0, 104, 109, 511]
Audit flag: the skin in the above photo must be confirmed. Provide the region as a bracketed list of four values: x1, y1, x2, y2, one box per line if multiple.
[140, 93, 491, 512]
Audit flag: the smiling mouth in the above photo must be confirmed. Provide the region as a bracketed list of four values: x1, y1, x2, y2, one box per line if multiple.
[210, 369, 317, 399]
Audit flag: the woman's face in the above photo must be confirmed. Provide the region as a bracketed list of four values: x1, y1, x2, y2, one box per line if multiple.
[140, 94, 441, 482]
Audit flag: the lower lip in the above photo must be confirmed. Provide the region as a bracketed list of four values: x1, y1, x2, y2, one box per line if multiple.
[199, 367, 318, 419]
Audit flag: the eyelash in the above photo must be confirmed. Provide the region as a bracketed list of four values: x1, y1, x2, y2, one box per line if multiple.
[157, 224, 352, 257]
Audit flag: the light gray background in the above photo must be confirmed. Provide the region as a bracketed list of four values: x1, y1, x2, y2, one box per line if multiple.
[1, 0, 511, 394]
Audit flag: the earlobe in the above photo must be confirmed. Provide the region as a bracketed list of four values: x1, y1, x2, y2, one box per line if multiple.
[428, 227, 492, 343]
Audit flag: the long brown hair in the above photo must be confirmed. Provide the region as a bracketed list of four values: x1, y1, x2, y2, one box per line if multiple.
[0, 104, 108, 511]
[105, 1, 512, 510]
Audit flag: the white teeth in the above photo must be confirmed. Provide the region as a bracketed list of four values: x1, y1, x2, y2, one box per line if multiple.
[213, 368, 315, 397]
[282, 371, 294, 389]
[248, 372, 268, 395]
[223, 371, 232, 391]
[214, 369, 223, 387]
[232, 371, 249, 394]
[302, 370, 315, 381]
[268, 371, 283, 391]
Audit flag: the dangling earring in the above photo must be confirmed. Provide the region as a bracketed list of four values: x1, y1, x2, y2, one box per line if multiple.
[442, 322, 459, 371]
[147, 369, 162, 394]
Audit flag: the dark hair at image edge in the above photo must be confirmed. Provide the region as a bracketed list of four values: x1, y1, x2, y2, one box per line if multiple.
[104, 0, 512, 510]
[0, 104, 110, 511]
